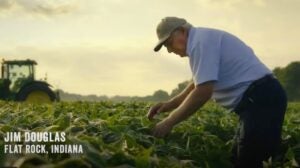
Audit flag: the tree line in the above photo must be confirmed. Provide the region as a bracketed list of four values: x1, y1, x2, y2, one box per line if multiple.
[273, 61, 300, 101]
[58, 61, 300, 102]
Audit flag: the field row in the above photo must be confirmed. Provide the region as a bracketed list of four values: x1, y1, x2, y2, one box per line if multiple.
[0, 101, 299, 167]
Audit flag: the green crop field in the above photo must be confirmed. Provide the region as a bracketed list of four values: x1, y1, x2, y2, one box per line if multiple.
[0, 101, 299, 168]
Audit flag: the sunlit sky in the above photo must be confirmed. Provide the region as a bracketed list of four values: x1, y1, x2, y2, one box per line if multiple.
[0, 0, 299, 96]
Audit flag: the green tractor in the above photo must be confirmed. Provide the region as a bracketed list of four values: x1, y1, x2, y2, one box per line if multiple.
[0, 59, 59, 103]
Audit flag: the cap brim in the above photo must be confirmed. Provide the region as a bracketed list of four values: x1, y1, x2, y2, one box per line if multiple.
[154, 35, 169, 52]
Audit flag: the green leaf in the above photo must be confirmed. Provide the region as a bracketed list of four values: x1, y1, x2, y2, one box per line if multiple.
[135, 147, 152, 168]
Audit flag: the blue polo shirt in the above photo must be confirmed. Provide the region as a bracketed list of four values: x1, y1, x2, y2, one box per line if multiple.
[187, 27, 272, 110]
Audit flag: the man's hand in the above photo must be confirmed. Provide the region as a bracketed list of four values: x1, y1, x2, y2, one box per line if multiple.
[147, 102, 175, 120]
[151, 82, 214, 138]
[152, 117, 174, 138]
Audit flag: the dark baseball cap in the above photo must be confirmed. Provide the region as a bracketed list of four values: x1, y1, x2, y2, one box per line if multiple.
[154, 17, 187, 52]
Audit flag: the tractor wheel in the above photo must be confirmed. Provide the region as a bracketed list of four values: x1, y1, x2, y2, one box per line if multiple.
[17, 82, 56, 103]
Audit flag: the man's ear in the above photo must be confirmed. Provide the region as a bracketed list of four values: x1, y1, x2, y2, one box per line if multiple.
[178, 27, 185, 33]
[180, 27, 188, 36]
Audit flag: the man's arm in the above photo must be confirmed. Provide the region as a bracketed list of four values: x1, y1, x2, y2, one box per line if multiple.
[168, 81, 213, 125]
[152, 81, 214, 137]
[147, 81, 195, 120]
[168, 81, 195, 108]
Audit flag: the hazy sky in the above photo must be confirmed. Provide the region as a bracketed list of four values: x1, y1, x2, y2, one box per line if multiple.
[0, 0, 299, 96]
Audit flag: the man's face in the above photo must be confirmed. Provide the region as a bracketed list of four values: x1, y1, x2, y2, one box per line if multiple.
[163, 29, 188, 57]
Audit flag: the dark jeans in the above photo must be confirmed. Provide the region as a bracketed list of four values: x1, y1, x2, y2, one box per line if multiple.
[232, 75, 287, 168]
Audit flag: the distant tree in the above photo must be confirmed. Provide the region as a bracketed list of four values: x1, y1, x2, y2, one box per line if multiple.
[152, 90, 169, 101]
[57, 89, 109, 101]
[273, 61, 300, 101]
[170, 80, 191, 97]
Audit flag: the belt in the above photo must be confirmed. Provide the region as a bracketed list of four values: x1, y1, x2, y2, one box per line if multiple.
[234, 74, 276, 114]
[243, 74, 276, 96]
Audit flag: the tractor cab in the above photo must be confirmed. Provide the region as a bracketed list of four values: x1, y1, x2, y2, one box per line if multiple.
[0, 59, 58, 103]
[1, 59, 36, 92]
